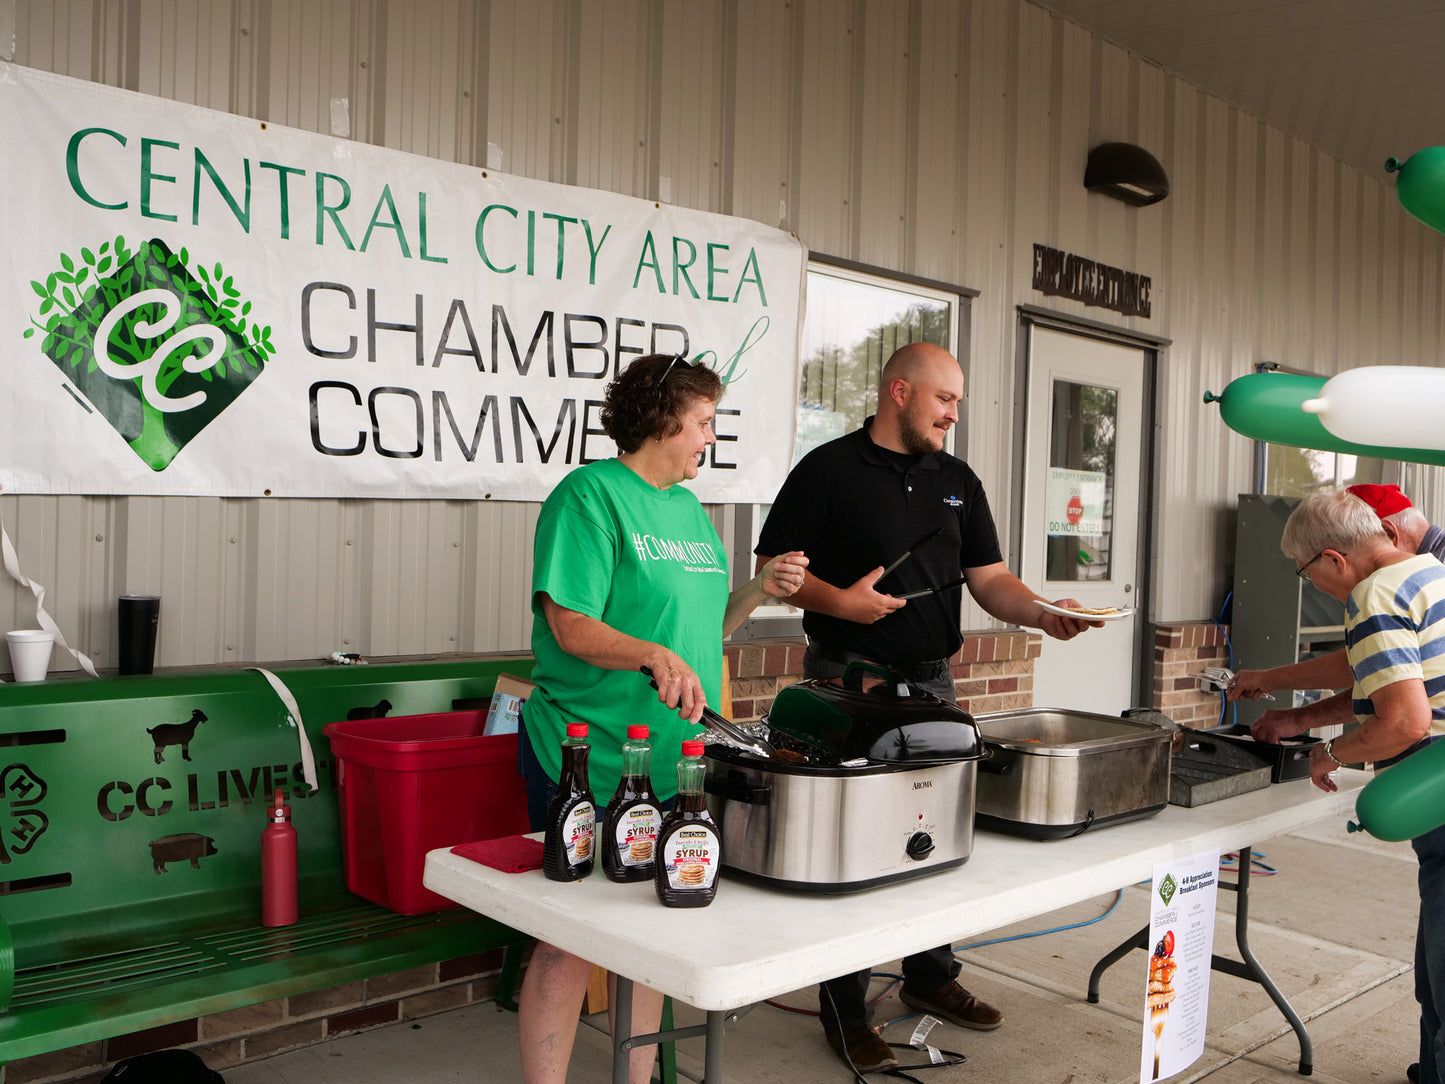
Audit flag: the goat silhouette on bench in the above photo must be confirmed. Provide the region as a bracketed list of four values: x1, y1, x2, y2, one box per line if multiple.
[147, 709, 208, 764]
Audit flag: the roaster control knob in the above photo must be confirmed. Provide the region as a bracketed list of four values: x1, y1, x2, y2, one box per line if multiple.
[906, 831, 935, 860]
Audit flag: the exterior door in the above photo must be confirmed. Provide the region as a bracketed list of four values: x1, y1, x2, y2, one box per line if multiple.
[1020, 325, 1146, 714]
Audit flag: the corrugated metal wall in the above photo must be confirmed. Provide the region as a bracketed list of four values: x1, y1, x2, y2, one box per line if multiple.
[5, 0, 1444, 672]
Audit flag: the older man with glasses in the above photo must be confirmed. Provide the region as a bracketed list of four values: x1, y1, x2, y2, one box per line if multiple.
[1230, 484, 1445, 745]
[1275, 486, 1445, 1084]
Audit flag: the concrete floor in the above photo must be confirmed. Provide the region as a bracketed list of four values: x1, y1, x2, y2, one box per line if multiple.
[226, 816, 1420, 1083]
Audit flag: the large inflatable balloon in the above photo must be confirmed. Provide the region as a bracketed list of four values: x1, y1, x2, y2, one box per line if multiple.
[1348, 738, 1445, 842]
[1202, 372, 1445, 467]
[1301, 366, 1445, 451]
[1387, 148, 1445, 236]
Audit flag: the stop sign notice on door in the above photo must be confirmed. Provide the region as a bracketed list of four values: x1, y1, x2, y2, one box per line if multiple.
[1046, 467, 1105, 536]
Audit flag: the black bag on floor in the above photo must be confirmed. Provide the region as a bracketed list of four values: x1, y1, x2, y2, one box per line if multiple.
[102, 1049, 225, 1082]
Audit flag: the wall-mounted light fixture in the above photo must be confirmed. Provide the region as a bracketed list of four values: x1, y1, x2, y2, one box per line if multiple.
[1084, 142, 1170, 206]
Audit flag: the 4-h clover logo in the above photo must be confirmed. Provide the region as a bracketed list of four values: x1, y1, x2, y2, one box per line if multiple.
[0, 764, 49, 865]
[1158, 872, 1177, 905]
[23, 237, 276, 470]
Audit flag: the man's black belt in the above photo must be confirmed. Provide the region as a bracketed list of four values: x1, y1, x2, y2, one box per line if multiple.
[809, 641, 952, 683]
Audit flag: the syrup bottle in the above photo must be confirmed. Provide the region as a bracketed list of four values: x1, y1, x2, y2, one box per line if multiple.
[653, 739, 720, 907]
[602, 725, 660, 883]
[542, 723, 596, 881]
[261, 787, 298, 927]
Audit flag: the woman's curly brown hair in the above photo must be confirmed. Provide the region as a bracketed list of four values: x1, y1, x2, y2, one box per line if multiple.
[601, 354, 723, 453]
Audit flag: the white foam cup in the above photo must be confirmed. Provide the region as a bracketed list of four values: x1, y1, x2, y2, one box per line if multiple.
[6, 630, 55, 682]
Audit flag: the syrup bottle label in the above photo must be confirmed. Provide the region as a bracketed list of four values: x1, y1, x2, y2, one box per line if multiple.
[563, 802, 595, 866]
[659, 824, 719, 889]
[613, 804, 660, 866]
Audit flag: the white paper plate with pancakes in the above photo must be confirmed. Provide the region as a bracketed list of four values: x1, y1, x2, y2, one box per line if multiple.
[1036, 601, 1136, 621]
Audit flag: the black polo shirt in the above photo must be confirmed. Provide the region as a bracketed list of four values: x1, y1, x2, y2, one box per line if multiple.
[756, 417, 1003, 663]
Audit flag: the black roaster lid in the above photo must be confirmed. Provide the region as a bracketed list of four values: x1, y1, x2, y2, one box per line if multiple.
[766, 667, 983, 765]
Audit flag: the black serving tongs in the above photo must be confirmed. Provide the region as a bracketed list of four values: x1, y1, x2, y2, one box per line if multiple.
[639, 665, 774, 758]
[877, 525, 944, 585]
[894, 575, 968, 600]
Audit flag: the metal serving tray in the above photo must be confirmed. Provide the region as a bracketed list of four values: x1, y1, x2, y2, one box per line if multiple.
[971, 708, 1172, 839]
[1203, 723, 1317, 782]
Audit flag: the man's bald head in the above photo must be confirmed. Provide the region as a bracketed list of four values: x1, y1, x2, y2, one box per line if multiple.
[870, 342, 963, 455]
[878, 342, 960, 409]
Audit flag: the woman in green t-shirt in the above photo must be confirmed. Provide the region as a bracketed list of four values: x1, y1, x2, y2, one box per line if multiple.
[517, 352, 807, 1084]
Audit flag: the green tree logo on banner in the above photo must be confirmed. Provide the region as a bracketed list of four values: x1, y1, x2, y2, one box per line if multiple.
[23, 237, 276, 470]
[1158, 872, 1177, 905]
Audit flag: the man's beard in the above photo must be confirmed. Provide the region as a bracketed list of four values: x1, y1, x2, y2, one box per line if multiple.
[898, 410, 942, 455]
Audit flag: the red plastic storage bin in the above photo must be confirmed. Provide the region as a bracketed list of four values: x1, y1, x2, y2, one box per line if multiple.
[322, 710, 531, 914]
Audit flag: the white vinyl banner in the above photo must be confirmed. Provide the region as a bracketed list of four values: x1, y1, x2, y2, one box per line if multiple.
[0, 63, 806, 502]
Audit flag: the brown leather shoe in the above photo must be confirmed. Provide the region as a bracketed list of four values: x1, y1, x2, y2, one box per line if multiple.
[824, 1025, 899, 1072]
[899, 980, 1004, 1030]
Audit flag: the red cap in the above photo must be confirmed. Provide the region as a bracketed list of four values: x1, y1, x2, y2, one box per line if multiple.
[565, 722, 588, 738]
[627, 725, 649, 740]
[681, 739, 705, 757]
[1347, 483, 1412, 519]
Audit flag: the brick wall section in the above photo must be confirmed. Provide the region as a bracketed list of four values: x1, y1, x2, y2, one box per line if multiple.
[1152, 621, 1233, 729]
[724, 631, 1039, 721]
[2, 949, 512, 1084]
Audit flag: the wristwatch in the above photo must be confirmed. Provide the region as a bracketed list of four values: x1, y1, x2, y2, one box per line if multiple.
[1322, 738, 1347, 767]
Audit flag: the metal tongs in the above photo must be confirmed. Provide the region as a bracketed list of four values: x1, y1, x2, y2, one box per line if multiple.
[639, 665, 775, 757]
[1191, 666, 1277, 701]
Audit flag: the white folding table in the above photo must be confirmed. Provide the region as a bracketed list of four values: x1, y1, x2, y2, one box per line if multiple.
[424, 770, 1370, 1082]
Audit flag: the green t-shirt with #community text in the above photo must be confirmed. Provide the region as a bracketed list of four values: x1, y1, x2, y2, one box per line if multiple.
[526, 457, 728, 801]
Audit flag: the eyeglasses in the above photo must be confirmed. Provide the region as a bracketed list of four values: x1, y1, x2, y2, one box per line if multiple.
[655, 355, 689, 391]
[1296, 550, 1343, 585]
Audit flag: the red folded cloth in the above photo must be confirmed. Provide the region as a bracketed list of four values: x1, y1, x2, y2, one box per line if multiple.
[452, 835, 545, 874]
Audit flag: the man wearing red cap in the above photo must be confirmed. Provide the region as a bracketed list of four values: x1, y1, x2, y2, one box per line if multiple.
[1229, 484, 1445, 741]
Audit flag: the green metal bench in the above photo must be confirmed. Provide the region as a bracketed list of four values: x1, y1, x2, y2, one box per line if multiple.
[0, 658, 533, 1066]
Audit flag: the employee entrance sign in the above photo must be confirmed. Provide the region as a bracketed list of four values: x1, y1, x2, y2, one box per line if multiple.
[1045, 467, 1105, 536]
[0, 62, 806, 503]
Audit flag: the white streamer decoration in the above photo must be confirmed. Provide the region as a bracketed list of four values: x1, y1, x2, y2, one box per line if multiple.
[246, 666, 319, 794]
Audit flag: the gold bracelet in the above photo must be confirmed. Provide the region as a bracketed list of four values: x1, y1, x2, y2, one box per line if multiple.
[1323, 738, 1347, 767]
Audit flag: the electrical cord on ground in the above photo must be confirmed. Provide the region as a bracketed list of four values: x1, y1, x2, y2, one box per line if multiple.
[952, 886, 1126, 952]
[1220, 849, 1277, 875]
[763, 973, 902, 1016]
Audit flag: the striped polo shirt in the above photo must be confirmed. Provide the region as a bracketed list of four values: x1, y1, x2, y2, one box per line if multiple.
[1345, 553, 1445, 737]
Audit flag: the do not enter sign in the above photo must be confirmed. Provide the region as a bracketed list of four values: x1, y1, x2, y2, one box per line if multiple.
[1046, 467, 1104, 536]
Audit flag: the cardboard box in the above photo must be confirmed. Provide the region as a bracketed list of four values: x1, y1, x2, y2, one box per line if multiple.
[484, 672, 533, 736]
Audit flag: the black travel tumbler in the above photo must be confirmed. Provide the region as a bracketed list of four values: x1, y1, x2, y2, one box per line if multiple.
[117, 595, 161, 675]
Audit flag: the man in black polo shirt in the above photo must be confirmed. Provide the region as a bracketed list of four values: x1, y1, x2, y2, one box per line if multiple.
[756, 341, 1099, 1073]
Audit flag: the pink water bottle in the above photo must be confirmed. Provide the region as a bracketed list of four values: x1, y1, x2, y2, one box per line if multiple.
[262, 787, 298, 926]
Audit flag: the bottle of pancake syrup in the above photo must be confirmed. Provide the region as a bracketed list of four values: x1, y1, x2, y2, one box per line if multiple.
[653, 739, 720, 907]
[542, 723, 596, 881]
[602, 725, 660, 883]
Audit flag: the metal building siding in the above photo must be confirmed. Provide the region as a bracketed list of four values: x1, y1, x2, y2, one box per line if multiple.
[6, 0, 1445, 674]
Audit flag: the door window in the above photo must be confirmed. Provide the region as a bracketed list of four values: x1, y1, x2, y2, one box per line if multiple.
[1044, 380, 1117, 583]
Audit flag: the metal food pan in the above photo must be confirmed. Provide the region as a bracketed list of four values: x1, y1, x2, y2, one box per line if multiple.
[974, 708, 1173, 755]
[971, 708, 1172, 838]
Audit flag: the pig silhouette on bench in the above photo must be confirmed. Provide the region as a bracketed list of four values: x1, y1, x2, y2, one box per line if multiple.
[149, 833, 218, 874]
[146, 709, 208, 764]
